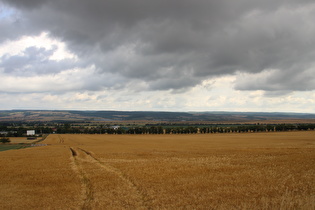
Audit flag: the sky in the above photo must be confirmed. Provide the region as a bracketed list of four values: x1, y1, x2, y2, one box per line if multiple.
[0, 0, 315, 113]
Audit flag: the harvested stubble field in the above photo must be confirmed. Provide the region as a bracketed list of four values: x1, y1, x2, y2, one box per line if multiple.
[0, 132, 314, 209]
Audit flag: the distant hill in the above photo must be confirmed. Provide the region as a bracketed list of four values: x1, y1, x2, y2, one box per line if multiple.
[0, 110, 315, 123]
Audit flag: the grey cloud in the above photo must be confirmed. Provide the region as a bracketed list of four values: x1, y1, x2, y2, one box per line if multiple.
[148, 76, 199, 92]
[1, 0, 315, 93]
[0, 47, 78, 76]
[235, 67, 315, 92]
[0, 14, 37, 43]
[263, 91, 292, 98]
[1, 0, 48, 10]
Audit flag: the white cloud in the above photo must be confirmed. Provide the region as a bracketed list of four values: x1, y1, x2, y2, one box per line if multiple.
[0, 32, 77, 60]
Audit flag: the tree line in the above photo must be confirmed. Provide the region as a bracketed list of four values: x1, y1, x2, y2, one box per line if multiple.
[54, 123, 315, 134]
[1, 123, 315, 136]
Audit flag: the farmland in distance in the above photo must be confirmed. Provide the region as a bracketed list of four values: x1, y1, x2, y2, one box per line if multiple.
[0, 132, 314, 209]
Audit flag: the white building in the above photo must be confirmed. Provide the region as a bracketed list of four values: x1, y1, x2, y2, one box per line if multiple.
[0, 131, 8, 135]
[110, 126, 120, 130]
[27, 130, 35, 136]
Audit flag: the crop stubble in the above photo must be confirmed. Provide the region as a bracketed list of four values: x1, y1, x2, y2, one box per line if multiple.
[0, 132, 314, 209]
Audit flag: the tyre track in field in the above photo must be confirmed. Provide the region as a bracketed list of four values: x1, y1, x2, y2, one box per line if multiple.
[58, 135, 64, 143]
[69, 147, 94, 210]
[76, 147, 151, 209]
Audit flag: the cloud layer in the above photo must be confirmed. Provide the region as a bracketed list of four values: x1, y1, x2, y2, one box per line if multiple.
[1, 0, 315, 111]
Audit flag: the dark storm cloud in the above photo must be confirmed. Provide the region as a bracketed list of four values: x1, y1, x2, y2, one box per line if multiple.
[1, 0, 315, 92]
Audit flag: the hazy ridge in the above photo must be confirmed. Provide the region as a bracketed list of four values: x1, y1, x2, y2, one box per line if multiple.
[0, 110, 315, 122]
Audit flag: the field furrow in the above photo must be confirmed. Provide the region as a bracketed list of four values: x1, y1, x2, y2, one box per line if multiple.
[77, 147, 151, 209]
[69, 147, 94, 210]
[59, 135, 65, 144]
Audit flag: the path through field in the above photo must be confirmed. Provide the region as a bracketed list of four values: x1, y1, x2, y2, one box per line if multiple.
[68, 145, 149, 209]
[0, 132, 315, 209]
[56, 134, 151, 209]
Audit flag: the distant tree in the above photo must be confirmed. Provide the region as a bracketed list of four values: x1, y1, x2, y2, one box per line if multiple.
[115, 127, 126, 134]
[0, 137, 10, 144]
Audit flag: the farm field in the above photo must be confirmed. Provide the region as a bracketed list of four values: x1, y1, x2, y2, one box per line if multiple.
[0, 132, 314, 209]
[0, 137, 40, 152]
[6, 137, 39, 144]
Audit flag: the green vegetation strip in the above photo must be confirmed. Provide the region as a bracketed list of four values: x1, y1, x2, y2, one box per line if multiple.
[0, 144, 30, 152]
[0, 135, 48, 152]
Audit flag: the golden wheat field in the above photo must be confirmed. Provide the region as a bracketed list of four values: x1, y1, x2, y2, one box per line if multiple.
[0, 132, 314, 209]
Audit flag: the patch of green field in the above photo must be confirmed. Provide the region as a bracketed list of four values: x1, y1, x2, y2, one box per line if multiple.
[0, 144, 29, 152]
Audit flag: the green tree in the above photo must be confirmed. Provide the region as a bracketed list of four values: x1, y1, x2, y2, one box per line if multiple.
[0, 137, 10, 144]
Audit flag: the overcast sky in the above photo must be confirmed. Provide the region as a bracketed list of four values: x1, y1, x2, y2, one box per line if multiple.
[0, 0, 315, 113]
